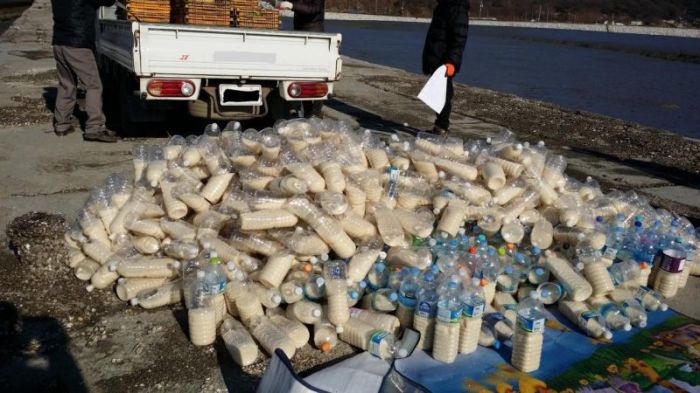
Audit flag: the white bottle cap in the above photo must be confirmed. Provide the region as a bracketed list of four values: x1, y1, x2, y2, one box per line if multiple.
[379, 251, 387, 260]
[639, 320, 647, 328]
[660, 303, 669, 311]
[108, 263, 118, 272]
[117, 277, 125, 284]
[433, 208, 441, 215]
[294, 287, 303, 295]
[397, 348, 408, 358]
[310, 257, 319, 264]
[272, 295, 282, 304]
[316, 277, 325, 286]
[312, 309, 322, 318]
[86, 285, 94, 292]
[226, 261, 236, 271]
[130, 298, 139, 306]
[623, 323, 632, 331]
[170, 260, 181, 270]
[321, 254, 329, 262]
[335, 326, 344, 334]
[604, 330, 613, 340]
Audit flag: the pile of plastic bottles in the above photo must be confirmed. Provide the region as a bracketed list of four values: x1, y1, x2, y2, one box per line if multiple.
[63, 118, 699, 372]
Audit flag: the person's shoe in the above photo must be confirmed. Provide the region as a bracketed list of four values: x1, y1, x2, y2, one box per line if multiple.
[103, 127, 118, 137]
[84, 130, 119, 143]
[431, 125, 449, 135]
[54, 126, 76, 136]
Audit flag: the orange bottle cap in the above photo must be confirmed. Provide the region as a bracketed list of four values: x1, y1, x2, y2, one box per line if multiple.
[302, 263, 312, 273]
[469, 246, 477, 254]
[320, 341, 331, 352]
[480, 278, 488, 287]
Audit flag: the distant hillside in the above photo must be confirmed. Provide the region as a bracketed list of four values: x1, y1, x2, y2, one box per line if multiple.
[326, 0, 700, 27]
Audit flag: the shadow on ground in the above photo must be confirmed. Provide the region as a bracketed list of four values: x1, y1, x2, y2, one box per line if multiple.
[0, 301, 86, 393]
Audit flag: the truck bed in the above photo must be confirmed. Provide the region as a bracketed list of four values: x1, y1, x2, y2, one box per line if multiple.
[97, 20, 342, 81]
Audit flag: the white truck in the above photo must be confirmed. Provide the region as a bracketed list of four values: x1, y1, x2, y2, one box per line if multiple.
[96, 8, 342, 131]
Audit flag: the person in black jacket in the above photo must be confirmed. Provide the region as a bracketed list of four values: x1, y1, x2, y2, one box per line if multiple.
[279, 0, 325, 32]
[279, 0, 325, 117]
[422, 0, 469, 135]
[51, 0, 118, 142]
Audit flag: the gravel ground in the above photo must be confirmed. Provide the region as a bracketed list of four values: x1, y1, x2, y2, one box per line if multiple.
[1, 212, 357, 393]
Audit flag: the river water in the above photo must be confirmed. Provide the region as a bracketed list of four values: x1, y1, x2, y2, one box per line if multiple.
[312, 19, 700, 138]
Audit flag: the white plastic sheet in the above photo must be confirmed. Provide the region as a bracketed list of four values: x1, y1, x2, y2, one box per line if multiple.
[417, 65, 448, 113]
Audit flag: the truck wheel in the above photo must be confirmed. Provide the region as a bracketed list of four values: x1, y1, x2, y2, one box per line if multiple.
[267, 90, 299, 121]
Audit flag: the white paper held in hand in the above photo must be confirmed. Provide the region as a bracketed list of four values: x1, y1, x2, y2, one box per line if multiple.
[417, 65, 448, 113]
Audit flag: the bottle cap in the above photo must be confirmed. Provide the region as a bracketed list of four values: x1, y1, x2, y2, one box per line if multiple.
[639, 320, 647, 328]
[603, 330, 613, 340]
[660, 303, 669, 311]
[272, 295, 282, 304]
[389, 292, 398, 302]
[623, 323, 632, 332]
[170, 261, 181, 270]
[130, 298, 139, 306]
[335, 326, 344, 334]
[316, 277, 325, 286]
[498, 248, 506, 256]
[480, 278, 488, 287]
[397, 348, 408, 358]
[320, 341, 332, 352]
[117, 277, 125, 284]
[312, 309, 322, 318]
[379, 251, 387, 259]
[294, 287, 303, 295]
[86, 285, 95, 292]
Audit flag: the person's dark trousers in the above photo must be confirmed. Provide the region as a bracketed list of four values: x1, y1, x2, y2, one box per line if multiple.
[53, 45, 107, 134]
[435, 77, 454, 131]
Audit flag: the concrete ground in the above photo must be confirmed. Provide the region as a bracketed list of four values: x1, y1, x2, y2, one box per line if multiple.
[0, 1, 699, 393]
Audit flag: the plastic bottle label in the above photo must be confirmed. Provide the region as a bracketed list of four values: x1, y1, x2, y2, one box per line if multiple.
[463, 303, 484, 318]
[369, 330, 389, 357]
[416, 301, 436, 318]
[399, 294, 417, 308]
[517, 315, 545, 333]
[578, 310, 600, 327]
[386, 167, 400, 200]
[437, 307, 461, 323]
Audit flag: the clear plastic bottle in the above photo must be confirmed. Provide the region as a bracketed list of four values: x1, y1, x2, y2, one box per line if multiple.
[433, 281, 462, 363]
[203, 252, 227, 296]
[269, 315, 310, 349]
[621, 298, 648, 328]
[608, 260, 641, 287]
[544, 250, 593, 302]
[632, 286, 669, 312]
[580, 247, 615, 296]
[313, 320, 338, 352]
[304, 273, 326, 301]
[511, 293, 546, 372]
[349, 307, 401, 335]
[220, 317, 259, 366]
[248, 315, 296, 358]
[459, 279, 485, 354]
[188, 281, 217, 346]
[286, 300, 323, 325]
[280, 280, 305, 304]
[558, 300, 611, 339]
[396, 268, 421, 328]
[339, 318, 402, 360]
[366, 261, 389, 290]
[598, 302, 632, 331]
[414, 272, 439, 350]
[368, 288, 399, 312]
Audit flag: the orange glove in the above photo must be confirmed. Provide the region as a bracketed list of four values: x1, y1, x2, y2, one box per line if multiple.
[445, 63, 455, 77]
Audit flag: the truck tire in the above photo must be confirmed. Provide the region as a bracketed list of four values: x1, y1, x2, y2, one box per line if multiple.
[267, 90, 300, 121]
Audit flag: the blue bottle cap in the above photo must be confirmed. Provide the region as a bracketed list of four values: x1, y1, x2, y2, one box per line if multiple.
[375, 263, 386, 272]
[531, 247, 541, 255]
[411, 267, 421, 275]
[389, 292, 398, 302]
[448, 281, 458, 289]
[359, 280, 367, 289]
[505, 265, 513, 274]
[477, 234, 486, 242]
[535, 267, 545, 276]
[424, 273, 434, 282]
[487, 248, 496, 256]
[349, 290, 359, 299]
[595, 216, 604, 223]
[515, 253, 525, 263]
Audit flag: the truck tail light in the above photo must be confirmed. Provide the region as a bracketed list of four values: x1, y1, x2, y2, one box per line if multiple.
[147, 79, 196, 97]
[287, 82, 328, 98]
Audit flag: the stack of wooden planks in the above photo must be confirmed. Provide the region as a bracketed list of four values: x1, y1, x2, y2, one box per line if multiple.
[119, 0, 172, 23]
[172, 0, 234, 27]
[231, 0, 280, 29]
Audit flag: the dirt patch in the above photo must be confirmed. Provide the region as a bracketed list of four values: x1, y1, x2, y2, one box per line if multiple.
[0, 96, 52, 127]
[363, 75, 700, 176]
